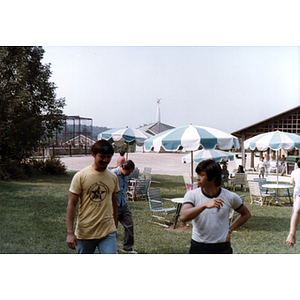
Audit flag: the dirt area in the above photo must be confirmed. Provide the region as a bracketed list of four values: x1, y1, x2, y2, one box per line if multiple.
[60, 152, 237, 176]
[60, 152, 290, 182]
[165, 223, 193, 233]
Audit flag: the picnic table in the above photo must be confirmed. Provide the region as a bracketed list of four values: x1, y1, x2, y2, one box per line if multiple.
[262, 183, 293, 205]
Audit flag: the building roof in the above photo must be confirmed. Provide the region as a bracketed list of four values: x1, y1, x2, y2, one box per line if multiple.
[137, 121, 174, 136]
[137, 101, 175, 135]
[66, 115, 93, 120]
[231, 105, 300, 139]
[66, 134, 96, 144]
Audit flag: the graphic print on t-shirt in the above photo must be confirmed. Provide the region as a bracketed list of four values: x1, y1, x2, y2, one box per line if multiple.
[87, 181, 109, 204]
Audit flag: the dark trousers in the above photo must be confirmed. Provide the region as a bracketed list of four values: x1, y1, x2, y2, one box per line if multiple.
[189, 239, 233, 254]
[118, 204, 134, 251]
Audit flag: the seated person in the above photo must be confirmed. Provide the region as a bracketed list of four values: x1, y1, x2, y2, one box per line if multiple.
[221, 164, 229, 187]
[237, 165, 244, 173]
[231, 165, 245, 189]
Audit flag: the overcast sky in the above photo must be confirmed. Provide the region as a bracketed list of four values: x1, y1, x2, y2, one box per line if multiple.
[4, 2, 300, 135]
[42, 46, 299, 134]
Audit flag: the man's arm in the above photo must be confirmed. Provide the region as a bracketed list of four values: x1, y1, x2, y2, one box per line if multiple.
[112, 191, 118, 228]
[180, 198, 225, 223]
[226, 204, 251, 243]
[66, 192, 79, 250]
[229, 204, 251, 232]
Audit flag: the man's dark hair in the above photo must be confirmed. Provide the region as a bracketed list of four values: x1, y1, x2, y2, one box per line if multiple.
[195, 159, 222, 187]
[297, 159, 300, 168]
[91, 140, 114, 155]
[122, 160, 135, 170]
[120, 151, 125, 156]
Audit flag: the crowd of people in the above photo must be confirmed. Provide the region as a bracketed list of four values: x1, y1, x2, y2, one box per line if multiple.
[66, 140, 300, 254]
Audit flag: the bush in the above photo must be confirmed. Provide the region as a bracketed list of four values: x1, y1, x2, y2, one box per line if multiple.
[42, 157, 67, 175]
[0, 157, 67, 180]
[0, 160, 27, 180]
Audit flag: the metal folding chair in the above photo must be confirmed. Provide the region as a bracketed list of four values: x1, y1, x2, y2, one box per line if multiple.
[127, 178, 151, 202]
[147, 187, 177, 227]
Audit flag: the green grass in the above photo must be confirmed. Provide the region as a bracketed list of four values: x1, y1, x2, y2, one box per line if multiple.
[1, 173, 299, 254]
[0, 173, 75, 253]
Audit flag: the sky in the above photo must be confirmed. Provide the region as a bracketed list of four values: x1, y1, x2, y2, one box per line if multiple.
[2, 2, 300, 136]
[42, 46, 300, 134]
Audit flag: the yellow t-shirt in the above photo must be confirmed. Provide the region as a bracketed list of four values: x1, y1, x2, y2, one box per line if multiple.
[69, 166, 119, 239]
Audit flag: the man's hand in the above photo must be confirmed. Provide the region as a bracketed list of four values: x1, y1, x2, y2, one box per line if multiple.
[205, 198, 224, 210]
[66, 233, 78, 250]
[226, 231, 231, 246]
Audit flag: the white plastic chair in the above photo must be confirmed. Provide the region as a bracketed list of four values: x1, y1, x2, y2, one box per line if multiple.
[232, 173, 247, 191]
[248, 181, 273, 206]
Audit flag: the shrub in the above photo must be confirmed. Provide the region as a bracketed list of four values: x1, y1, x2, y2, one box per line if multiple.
[0, 157, 67, 180]
[42, 157, 67, 175]
[0, 160, 26, 180]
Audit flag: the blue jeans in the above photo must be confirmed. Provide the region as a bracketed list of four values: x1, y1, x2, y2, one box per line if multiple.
[77, 232, 117, 254]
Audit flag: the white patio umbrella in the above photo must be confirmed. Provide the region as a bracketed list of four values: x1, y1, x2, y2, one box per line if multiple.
[98, 126, 150, 159]
[144, 124, 239, 182]
[182, 149, 234, 164]
[244, 130, 300, 184]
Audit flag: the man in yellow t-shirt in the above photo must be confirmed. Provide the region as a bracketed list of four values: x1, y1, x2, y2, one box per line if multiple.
[66, 140, 119, 254]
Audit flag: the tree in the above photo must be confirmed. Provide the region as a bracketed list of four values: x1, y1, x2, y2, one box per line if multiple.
[0, 46, 66, 164]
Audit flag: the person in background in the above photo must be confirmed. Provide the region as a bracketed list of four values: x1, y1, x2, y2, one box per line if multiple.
[117, 150, 126, 167]
[236, 164, 245, 189]
[290, 159, 300, 201]
[237, 165, 245, 173]
[257, 157, 267, 178]
[279, 155, 286, 175]
[66, 140, 119, 254]
[112, 160, 138, 254]
[221, 164, 229, 187]
[180, 159, 251, 254]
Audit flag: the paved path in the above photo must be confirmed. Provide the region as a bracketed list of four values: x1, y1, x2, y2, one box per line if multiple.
[60, 152, 291, 182]
[61, 152, 191, 175]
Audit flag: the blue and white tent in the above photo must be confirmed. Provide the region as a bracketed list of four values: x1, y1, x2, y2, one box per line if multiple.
[244, 130, 300, 151]
[98, 127, 149, 147]
[144, 124, 239, 182]
[244, 130, 300, 184]
[144, 124, 239, 152]
[182, 149, 234, 164]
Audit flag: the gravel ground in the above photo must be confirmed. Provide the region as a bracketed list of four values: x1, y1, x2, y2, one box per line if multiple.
[60, 152, 192, 175]
[59, 152, 290, 182]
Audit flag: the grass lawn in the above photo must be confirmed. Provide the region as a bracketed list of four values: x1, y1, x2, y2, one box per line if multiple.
[0, 173, 299, 254]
